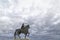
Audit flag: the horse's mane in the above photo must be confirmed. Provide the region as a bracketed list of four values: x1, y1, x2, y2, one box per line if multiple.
[21, 25, 30, 31]
[25, 25, 30, 28]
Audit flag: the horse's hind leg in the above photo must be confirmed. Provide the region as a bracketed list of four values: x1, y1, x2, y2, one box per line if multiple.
[17, 34, 21, 38]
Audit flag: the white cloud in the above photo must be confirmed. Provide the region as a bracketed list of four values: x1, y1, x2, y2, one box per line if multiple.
[0, 16, 11, 22]
[53, 20, 60, 24]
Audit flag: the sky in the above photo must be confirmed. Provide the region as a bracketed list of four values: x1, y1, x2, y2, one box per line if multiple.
[0, 0, 60, 40]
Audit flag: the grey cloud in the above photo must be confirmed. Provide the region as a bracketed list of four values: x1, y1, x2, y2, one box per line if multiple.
[0, 0, 60, 40]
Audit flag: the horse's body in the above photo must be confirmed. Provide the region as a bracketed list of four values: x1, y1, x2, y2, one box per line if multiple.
[14, 25, 30, 39]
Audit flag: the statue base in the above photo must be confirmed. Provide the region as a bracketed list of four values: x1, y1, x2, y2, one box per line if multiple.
[14, 38, 30, 40]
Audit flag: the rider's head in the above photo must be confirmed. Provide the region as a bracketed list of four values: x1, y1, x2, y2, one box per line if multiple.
[22, 23, 24, 25]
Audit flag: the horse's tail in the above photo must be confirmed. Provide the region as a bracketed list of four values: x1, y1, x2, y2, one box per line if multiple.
[14, 31, 16, 39]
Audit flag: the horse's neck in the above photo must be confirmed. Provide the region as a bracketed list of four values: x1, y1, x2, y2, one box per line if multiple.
[20, 25, 29, 30]
[24, 27, 29, 30]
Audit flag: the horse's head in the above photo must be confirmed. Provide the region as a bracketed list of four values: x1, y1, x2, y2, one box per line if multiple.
[26, 25, 30, 29]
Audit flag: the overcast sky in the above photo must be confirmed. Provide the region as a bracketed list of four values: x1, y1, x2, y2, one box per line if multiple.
[0, 0, 60, 40]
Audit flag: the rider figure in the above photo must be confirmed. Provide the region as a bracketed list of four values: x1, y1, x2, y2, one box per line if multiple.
[21, 23, 24, 29]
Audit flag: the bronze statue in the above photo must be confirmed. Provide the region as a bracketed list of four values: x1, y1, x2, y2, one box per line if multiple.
[14, 23, 30, 39]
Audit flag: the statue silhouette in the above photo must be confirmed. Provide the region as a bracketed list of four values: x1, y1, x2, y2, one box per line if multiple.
[14, 23, 30, 39]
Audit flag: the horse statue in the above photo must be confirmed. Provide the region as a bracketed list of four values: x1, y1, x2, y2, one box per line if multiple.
[14, 23, 30, 39]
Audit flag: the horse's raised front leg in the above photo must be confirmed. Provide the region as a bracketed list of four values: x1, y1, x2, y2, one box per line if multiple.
[25, 34, 27, 38]
[27, 32, 30, 37]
